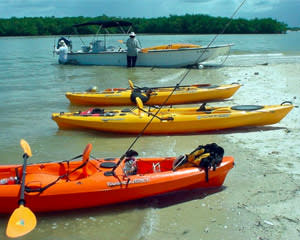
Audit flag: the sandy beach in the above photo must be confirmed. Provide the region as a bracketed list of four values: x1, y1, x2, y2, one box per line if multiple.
[0, 33, 299, 240]
[138, 62, 300, 240]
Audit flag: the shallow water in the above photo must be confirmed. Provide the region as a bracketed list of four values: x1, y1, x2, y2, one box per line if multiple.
[0, 32, 299, 239]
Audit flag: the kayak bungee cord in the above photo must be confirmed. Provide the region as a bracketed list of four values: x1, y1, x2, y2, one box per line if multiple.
[109, 0, 247, 176]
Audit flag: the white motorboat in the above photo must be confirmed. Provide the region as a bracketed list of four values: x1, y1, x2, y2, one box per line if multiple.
[57, 20, 232, 68]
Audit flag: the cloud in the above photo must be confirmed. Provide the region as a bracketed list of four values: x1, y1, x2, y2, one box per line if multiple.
[0, 0, 298, 26]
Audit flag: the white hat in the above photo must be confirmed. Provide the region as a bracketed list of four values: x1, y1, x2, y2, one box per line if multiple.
[59, 40, 65, 45]
[129, 32, 136, 37]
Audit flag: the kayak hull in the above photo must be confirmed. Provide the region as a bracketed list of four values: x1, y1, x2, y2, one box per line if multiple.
[0, 156, 234, 213]
[66, 83, 240, 106]
[52, 104, 293, 135]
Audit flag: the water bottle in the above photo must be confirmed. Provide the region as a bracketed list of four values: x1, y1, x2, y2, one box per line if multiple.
[0, 176, 17, 185]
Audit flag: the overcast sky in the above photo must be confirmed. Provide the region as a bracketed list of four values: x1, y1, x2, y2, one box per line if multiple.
[0, 0, 299, 27]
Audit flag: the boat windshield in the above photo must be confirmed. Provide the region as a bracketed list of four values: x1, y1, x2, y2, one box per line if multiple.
[71, 20, 133, 53]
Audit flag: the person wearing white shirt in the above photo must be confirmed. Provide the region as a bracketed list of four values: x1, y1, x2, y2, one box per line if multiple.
[55, 40, 69, 64]
[126, 32, 141, 67]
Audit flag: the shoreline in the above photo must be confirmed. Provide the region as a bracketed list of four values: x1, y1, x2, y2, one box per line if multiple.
[138, 62, 300, 240]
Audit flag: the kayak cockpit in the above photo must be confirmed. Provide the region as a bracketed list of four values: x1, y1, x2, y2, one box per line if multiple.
[20, 159, 101, 190]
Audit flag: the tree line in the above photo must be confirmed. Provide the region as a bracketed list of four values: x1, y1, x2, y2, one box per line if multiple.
[0, 14, 288, 37]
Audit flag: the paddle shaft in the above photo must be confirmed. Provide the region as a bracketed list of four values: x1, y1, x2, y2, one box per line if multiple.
[19, 153, 29, 205]
[111, 154, 126, 175]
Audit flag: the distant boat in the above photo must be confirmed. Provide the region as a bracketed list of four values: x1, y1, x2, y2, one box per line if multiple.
[56, 20, 233, 68]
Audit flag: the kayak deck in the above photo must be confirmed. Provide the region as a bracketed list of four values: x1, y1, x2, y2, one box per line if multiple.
[0, 155, 234, 213]
[65, 83, 240, 106]
[52, 103, 293, 134]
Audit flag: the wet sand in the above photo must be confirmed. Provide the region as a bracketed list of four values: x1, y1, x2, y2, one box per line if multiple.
[139, 62, 300, 240]
[0, 62, 298, 240]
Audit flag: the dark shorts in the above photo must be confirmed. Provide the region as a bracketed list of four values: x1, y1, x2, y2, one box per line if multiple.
[127, 56, 137, 67]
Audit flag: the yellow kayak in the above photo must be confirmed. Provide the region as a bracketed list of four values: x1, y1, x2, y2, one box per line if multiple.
[52, 101, 293, 135]
[66, 80, 240, 106]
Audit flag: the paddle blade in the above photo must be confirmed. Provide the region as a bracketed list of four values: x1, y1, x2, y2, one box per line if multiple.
[6, 205, 37, 238]
[128, 80, 134, 89]
[136, 97, 144, 110]
[20, 139, 32, 157]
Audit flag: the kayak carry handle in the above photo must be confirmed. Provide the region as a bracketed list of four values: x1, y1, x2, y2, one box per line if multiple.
[281, 101, 292, 106]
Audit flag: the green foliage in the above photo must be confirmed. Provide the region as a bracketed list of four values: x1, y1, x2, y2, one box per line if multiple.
[287, 27, 300, 31]
[0, 14, 288, 36]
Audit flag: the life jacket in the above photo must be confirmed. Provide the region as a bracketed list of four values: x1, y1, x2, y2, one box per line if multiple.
[175, 143, 224, 182]
[130, 88, 152, 103]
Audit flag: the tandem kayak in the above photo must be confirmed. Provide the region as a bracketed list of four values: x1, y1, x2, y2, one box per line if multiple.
[52, 101, 293, 135]
[65, 80, 240, 106]
[0, 142, 234, 213]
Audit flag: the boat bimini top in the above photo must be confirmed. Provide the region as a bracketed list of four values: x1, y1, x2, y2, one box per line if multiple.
[69, 20, 134, 53]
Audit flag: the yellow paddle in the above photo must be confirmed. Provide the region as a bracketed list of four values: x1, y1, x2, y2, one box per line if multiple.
[136, 97, 143, 108]
[6, 139, 37, 238]
[128, 80, 134, 89]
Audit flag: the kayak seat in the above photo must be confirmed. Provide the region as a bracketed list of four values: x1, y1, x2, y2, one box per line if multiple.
[91, 108, 105, 114]
[136, 159, 174, 174]
[24, 162, 99, 193]
[196, 103, 209, 112]
[67, 162, 98, 181]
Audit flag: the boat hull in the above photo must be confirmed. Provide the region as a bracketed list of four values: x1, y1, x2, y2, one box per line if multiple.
[52, 104, 293, 134]
[66, 44, 232, 67]
[66, 83, 240, 106]
[0, 156, 234, 213]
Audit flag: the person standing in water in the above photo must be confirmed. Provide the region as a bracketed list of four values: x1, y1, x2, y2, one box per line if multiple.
[126, 32, 141, 67]
[55, 40, 69, 64]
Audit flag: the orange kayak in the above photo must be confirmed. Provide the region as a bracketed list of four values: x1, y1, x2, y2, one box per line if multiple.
[0, 143, 234, 213]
